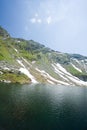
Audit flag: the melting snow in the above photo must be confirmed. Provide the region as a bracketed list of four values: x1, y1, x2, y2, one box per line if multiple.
[4, 67, 10, 71]
[22, 57, 32, 67]
[52, 63, 87, 86]
[47, 80, 55, 85]
[71, 63, 82, 72]
[17, 40, 20, 43]
[19, 68, 38, 83]
[0, 71, 3, 74]
[36, 68, 69, 85]
[52, 64, 69, 82]
[67, 76, 87, 86]
[14, 48, 18, 53]
[55, 63, 72, 76]
[17, 59, 38, 83]
[16, 58, 87, 86]
[71, 58, 80, 64]
[17, 59, 25, 68]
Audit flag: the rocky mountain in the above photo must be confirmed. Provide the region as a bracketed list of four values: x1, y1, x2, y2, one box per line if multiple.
[0, 26, 87, 86]
[0, 26, 10, 38]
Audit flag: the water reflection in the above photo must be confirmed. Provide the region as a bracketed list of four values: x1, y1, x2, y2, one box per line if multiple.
[0, 83, 87, 130]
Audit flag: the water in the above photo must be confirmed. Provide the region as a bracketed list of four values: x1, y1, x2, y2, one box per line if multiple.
[0, 83, 87, 130]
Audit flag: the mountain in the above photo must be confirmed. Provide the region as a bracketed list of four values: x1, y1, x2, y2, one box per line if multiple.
[0, 26, 87, 86]
[0, 26, 10, 38]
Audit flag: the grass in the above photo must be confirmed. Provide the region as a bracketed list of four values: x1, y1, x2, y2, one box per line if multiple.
[0, 72, 31, 84]
[66, 65, 87, 77]
[0, 39, 13, 61]
[0, 34, 87, 84]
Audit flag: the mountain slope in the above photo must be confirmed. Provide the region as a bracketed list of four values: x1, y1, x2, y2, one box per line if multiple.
[0, 26, 87, 86]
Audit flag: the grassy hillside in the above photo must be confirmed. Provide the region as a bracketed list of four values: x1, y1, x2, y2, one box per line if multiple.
[0, 26, 87, 85]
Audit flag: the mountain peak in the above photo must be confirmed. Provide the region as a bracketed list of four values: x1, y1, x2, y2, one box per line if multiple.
[0, 26, 10, 38]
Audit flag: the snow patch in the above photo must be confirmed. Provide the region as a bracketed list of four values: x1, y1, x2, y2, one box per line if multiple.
[19, 68, 38, 84]
[0, 71, 3, 74]
[22, 57, 32, 67]
[67, 75, 87, 86]
[17, 59, 25, 68]
[53, 63, 87, 86]
[47, 80, 55, 85]
[36, 68, 69, 85]
[52, 64, 69, 82]
[14, 48, 18, 53]
[71, 63, 82, 72]
[4, 67, 10, 71]
[71, 58, 80, 64]
[17, 40, 20, 43]
[55, 63, 72, 76]
[17, 59, 38, 83]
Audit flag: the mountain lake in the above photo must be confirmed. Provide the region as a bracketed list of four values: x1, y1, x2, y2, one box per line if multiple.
[0, 83, 87, 130]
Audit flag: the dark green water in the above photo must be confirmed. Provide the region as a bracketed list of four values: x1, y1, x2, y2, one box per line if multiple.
[0, 83, 87, 130]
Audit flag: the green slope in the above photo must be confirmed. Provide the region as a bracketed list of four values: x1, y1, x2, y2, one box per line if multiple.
[0, 26, 87, 85]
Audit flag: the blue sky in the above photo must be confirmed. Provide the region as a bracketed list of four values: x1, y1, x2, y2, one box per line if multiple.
[0, 0, 87, 56]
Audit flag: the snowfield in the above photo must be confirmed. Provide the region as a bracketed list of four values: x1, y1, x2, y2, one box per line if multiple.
[16, 57, 87, 86]
[52, 63, 87, 86]
[19, 68, 38, 84]
[17, 59, 38, 83]
[35, 68, 69, 85]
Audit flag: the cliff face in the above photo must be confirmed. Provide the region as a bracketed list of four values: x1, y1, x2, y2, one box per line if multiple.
[0, 26, 87, 86]
[0, 26, 10, 38]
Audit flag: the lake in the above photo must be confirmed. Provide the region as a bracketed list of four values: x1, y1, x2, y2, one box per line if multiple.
[0, 83, 87, 130]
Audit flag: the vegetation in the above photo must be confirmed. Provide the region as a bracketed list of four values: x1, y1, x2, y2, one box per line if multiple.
[0, 26, 10, 37]
[0, 71, 30, 84]
[0, 26, 87, 84]
[70, 54, 87, 60]
[66, 65, 87, 80]
[49, 52, 70, 64]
